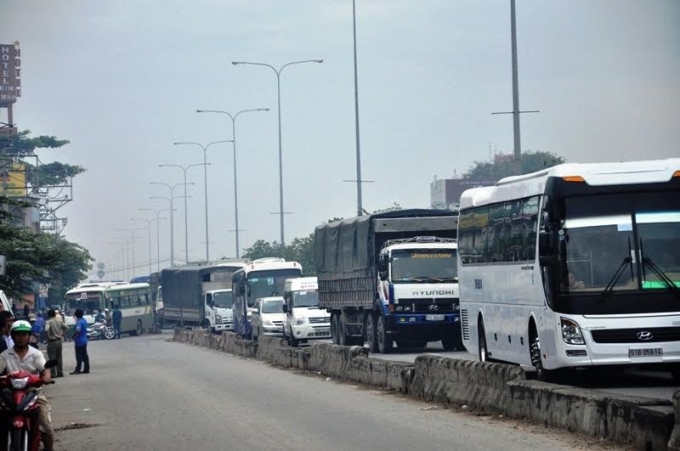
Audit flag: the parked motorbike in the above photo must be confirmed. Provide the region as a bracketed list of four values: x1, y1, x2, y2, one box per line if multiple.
[87, 322, 116, 340]
[0, 360, 57, 451]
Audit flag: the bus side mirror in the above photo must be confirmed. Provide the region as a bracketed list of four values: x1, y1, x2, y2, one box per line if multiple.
[237, 282, 246, 295]
[282, 304, 289, 313]
[379, 270, 388, 281]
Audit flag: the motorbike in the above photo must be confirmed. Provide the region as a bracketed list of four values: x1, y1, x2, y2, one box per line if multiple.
[0, 360, 57, 451]
[87, 322, 116, 340]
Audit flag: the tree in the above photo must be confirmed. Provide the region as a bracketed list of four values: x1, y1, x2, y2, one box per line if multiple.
[463, 151, 565, 180]
[3, 130, 85, 188]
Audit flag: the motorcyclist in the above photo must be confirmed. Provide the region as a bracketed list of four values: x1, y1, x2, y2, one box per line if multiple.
[94, 309, 105, 324]
[0, 320, 54, 451]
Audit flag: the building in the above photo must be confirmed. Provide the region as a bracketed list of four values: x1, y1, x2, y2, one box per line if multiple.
[430, 175, 496, 211]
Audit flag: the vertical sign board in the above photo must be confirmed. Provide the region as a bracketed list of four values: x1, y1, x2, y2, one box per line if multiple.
[0, 43, 20, 105]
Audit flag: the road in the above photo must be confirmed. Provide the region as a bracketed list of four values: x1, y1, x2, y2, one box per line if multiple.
[369, 341, 678, 401]
[49, 333, 619, 451]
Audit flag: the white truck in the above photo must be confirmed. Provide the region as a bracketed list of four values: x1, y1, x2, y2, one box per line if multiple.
[282, 277, 331, 347]
[161, 262, 247, 332]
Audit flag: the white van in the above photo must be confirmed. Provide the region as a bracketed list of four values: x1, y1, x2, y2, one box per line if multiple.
[282, 277, 330, 346]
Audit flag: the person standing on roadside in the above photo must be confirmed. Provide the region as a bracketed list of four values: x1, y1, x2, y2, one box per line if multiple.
[45, 309, 68, 378]
[70, 309, 90, 374]
[112, 304, 122, 339]
[22, 303, 29, 319]
[35, 313, 46, 343]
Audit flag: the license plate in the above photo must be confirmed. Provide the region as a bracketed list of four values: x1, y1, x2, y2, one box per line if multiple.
[629, 348, 663, 358]
[426, 314, 445, 321]
[317, 328, 330, 334]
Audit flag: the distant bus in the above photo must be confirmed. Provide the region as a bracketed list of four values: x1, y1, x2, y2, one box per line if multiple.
[231, 258, 303, 339]
[65, 282, 153, 336]
[458, 159, 680, 380]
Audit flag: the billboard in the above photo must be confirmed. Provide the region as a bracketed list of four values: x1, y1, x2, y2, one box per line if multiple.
[0, 162, 27, 197]
[430, 178, 497, 210]
[0, 43, 21, 105]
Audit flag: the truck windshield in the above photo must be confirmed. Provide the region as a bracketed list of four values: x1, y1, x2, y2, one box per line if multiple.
[212, 291, 233, 309]
[247, 269, 302, 307]
[390, 249, 458, 283]
[65, 292, 104, 315]
[292, 290, 319, 308]
[560, 192, 680, 295]
[262, 299, 284, 313]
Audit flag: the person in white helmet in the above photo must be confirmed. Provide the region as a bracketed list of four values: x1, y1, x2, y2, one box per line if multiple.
[0, 320, 55, 451]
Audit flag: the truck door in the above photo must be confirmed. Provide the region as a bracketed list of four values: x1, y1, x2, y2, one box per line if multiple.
[205, 293, 213, 324]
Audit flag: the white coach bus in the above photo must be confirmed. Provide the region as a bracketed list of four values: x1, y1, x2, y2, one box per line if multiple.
[458, 159, 680, 380]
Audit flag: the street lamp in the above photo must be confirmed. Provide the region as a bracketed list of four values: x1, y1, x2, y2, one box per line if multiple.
[158, 163, 207, 264]
[139, 208, 171, 273]
[150, 182, 193, 267]
[131, 217, 162, 277]
[109, 239, 126, 280]
[196, 108, 269, 258]
[173, 140, 231, 262]
[232, 59, 323, 246]
[115, 229, 144, 279]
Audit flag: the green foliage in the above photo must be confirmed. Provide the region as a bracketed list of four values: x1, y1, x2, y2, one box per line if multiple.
[0, 224, 93, 300]
[4, 130, 70, 155]
[463, 150, 565, 180]
[24, 161, 85, 187]
[241, 234, 316, 276]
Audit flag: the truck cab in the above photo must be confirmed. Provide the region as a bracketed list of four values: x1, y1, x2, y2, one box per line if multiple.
[282, 277, 330, 347]
[204, 289, 234, 333]
[376, 236, 461, 350]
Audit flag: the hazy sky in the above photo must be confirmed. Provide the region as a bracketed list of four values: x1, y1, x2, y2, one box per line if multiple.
[2, 0, 679, 277]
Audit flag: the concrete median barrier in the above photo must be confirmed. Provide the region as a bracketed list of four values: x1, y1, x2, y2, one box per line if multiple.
[409, 355, 525, 413]
[666, 389, 680, 451]
[507, 380, 673, 451]
[255, 336, 311, 370]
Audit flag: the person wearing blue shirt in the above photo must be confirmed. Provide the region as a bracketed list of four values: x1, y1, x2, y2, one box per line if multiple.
[70, 309, 90, 374]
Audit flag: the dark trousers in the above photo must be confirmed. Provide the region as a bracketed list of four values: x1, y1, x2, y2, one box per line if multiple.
[74, 344, 90, 372]
[47, 339, 64, 377]
[114, 324, 121, 339]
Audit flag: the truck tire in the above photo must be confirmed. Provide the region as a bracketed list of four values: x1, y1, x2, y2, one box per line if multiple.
[442, 334, 461, 351]
[331, 314, 340, 345]
[376, 314, 393, 354]
[338, 314, 348, 346]
[365, 312, 379, 353]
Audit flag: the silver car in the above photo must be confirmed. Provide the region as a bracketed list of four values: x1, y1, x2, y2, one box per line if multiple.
[251, 296, 285, 340]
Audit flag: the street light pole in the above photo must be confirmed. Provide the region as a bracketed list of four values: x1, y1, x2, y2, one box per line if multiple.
[109, 239, 126, 280]
[131, 218, 155, 277]
[140, 208, 170, 273]
[116, 229, 143, 279]
[352, 0, 364, 217]
[150, 182, 192, 267]
[232, 59, 323, 246]
[196, 109, 269, 258]
[159, 163, 207, 264]
[173, 140, 230, 262]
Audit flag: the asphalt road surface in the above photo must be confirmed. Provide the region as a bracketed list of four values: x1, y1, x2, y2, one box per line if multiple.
[370, 341, 678, 401]
[48, 333, 620, 451]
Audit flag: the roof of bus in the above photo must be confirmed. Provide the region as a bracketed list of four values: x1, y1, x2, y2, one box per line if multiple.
[460, 158, 680, 209]
[66, 282, 149, 295]
[235, 258, 302, 275]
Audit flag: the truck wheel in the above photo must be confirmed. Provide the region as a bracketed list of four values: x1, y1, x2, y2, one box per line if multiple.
[478, 320, 489, 362]
[338, 315, 348, 346]
[442, 334, 461, 351]
[365, 313, 378, 353]
[376, 315, 393, 354]
[330, 314, 340, 345]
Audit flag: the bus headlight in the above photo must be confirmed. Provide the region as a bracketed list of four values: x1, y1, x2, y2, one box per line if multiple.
[295, 316, 306, 325]
[561, 318, 585, 345]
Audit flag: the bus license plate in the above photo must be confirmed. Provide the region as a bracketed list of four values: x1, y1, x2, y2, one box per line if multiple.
[426, 314, 445, 321]
[629, 348, 663, 358]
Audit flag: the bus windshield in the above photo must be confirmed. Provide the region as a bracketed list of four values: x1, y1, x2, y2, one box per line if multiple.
[65, 292, 104, 315]
[560, 192, 680, 294]
[247, 269, 302, 307]
[292, 290, 319, 308]
[212, 291, 233, 309]
[390, 249, 458, 283]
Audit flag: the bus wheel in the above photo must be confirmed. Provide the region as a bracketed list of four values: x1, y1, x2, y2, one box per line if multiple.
[478, 320, 489, 362]
[376, 315, 393, 354]
[338, 314, 347, 346]
[365, 312, 378, 353]
[530, 327, 547, 381]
